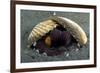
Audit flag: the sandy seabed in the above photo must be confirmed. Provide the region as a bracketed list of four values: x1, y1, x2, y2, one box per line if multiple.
[21, 10, 90, 63]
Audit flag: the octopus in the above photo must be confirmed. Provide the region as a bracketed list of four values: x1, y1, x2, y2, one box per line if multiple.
[30, 25, 77, 56]
[28, 16, 87, 56]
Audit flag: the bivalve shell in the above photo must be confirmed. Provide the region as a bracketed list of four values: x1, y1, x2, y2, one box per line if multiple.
[28, 20, 58, 47]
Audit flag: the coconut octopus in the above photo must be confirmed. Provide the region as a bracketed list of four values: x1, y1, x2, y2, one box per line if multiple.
[28, 16, 87, 56]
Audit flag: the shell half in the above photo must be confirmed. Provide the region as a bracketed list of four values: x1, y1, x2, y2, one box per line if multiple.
[48, 16, 87, 45]
[28, 20, 58, 47]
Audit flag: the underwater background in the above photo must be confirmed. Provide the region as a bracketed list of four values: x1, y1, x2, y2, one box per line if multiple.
[21, 10, 90, 63]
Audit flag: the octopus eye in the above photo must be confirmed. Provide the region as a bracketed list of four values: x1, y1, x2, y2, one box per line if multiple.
[45, 36, 51, 47]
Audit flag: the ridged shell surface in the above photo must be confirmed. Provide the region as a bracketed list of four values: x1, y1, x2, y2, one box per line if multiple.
[28, 20, 58, 46]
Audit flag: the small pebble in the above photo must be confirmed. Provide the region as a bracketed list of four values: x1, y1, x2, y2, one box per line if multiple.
[33, 42, 37, 46]
[75, 48, 79, 52]
[66, 53, 69, 57]
[77, 43, 80, 47]
[64, 52, 69, 57]
[42, 52, 47, 56]
[36, 50, 39, 53]
[53, 12, 56, 15]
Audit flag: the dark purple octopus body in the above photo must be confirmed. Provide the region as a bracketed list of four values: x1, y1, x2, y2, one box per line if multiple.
[31, 25, 77, 56]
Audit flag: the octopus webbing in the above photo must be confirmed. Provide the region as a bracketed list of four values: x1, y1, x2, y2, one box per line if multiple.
[30, 26, 76, 56]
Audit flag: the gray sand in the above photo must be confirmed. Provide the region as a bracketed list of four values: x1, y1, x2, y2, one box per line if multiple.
[21, 10, 90, 63]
